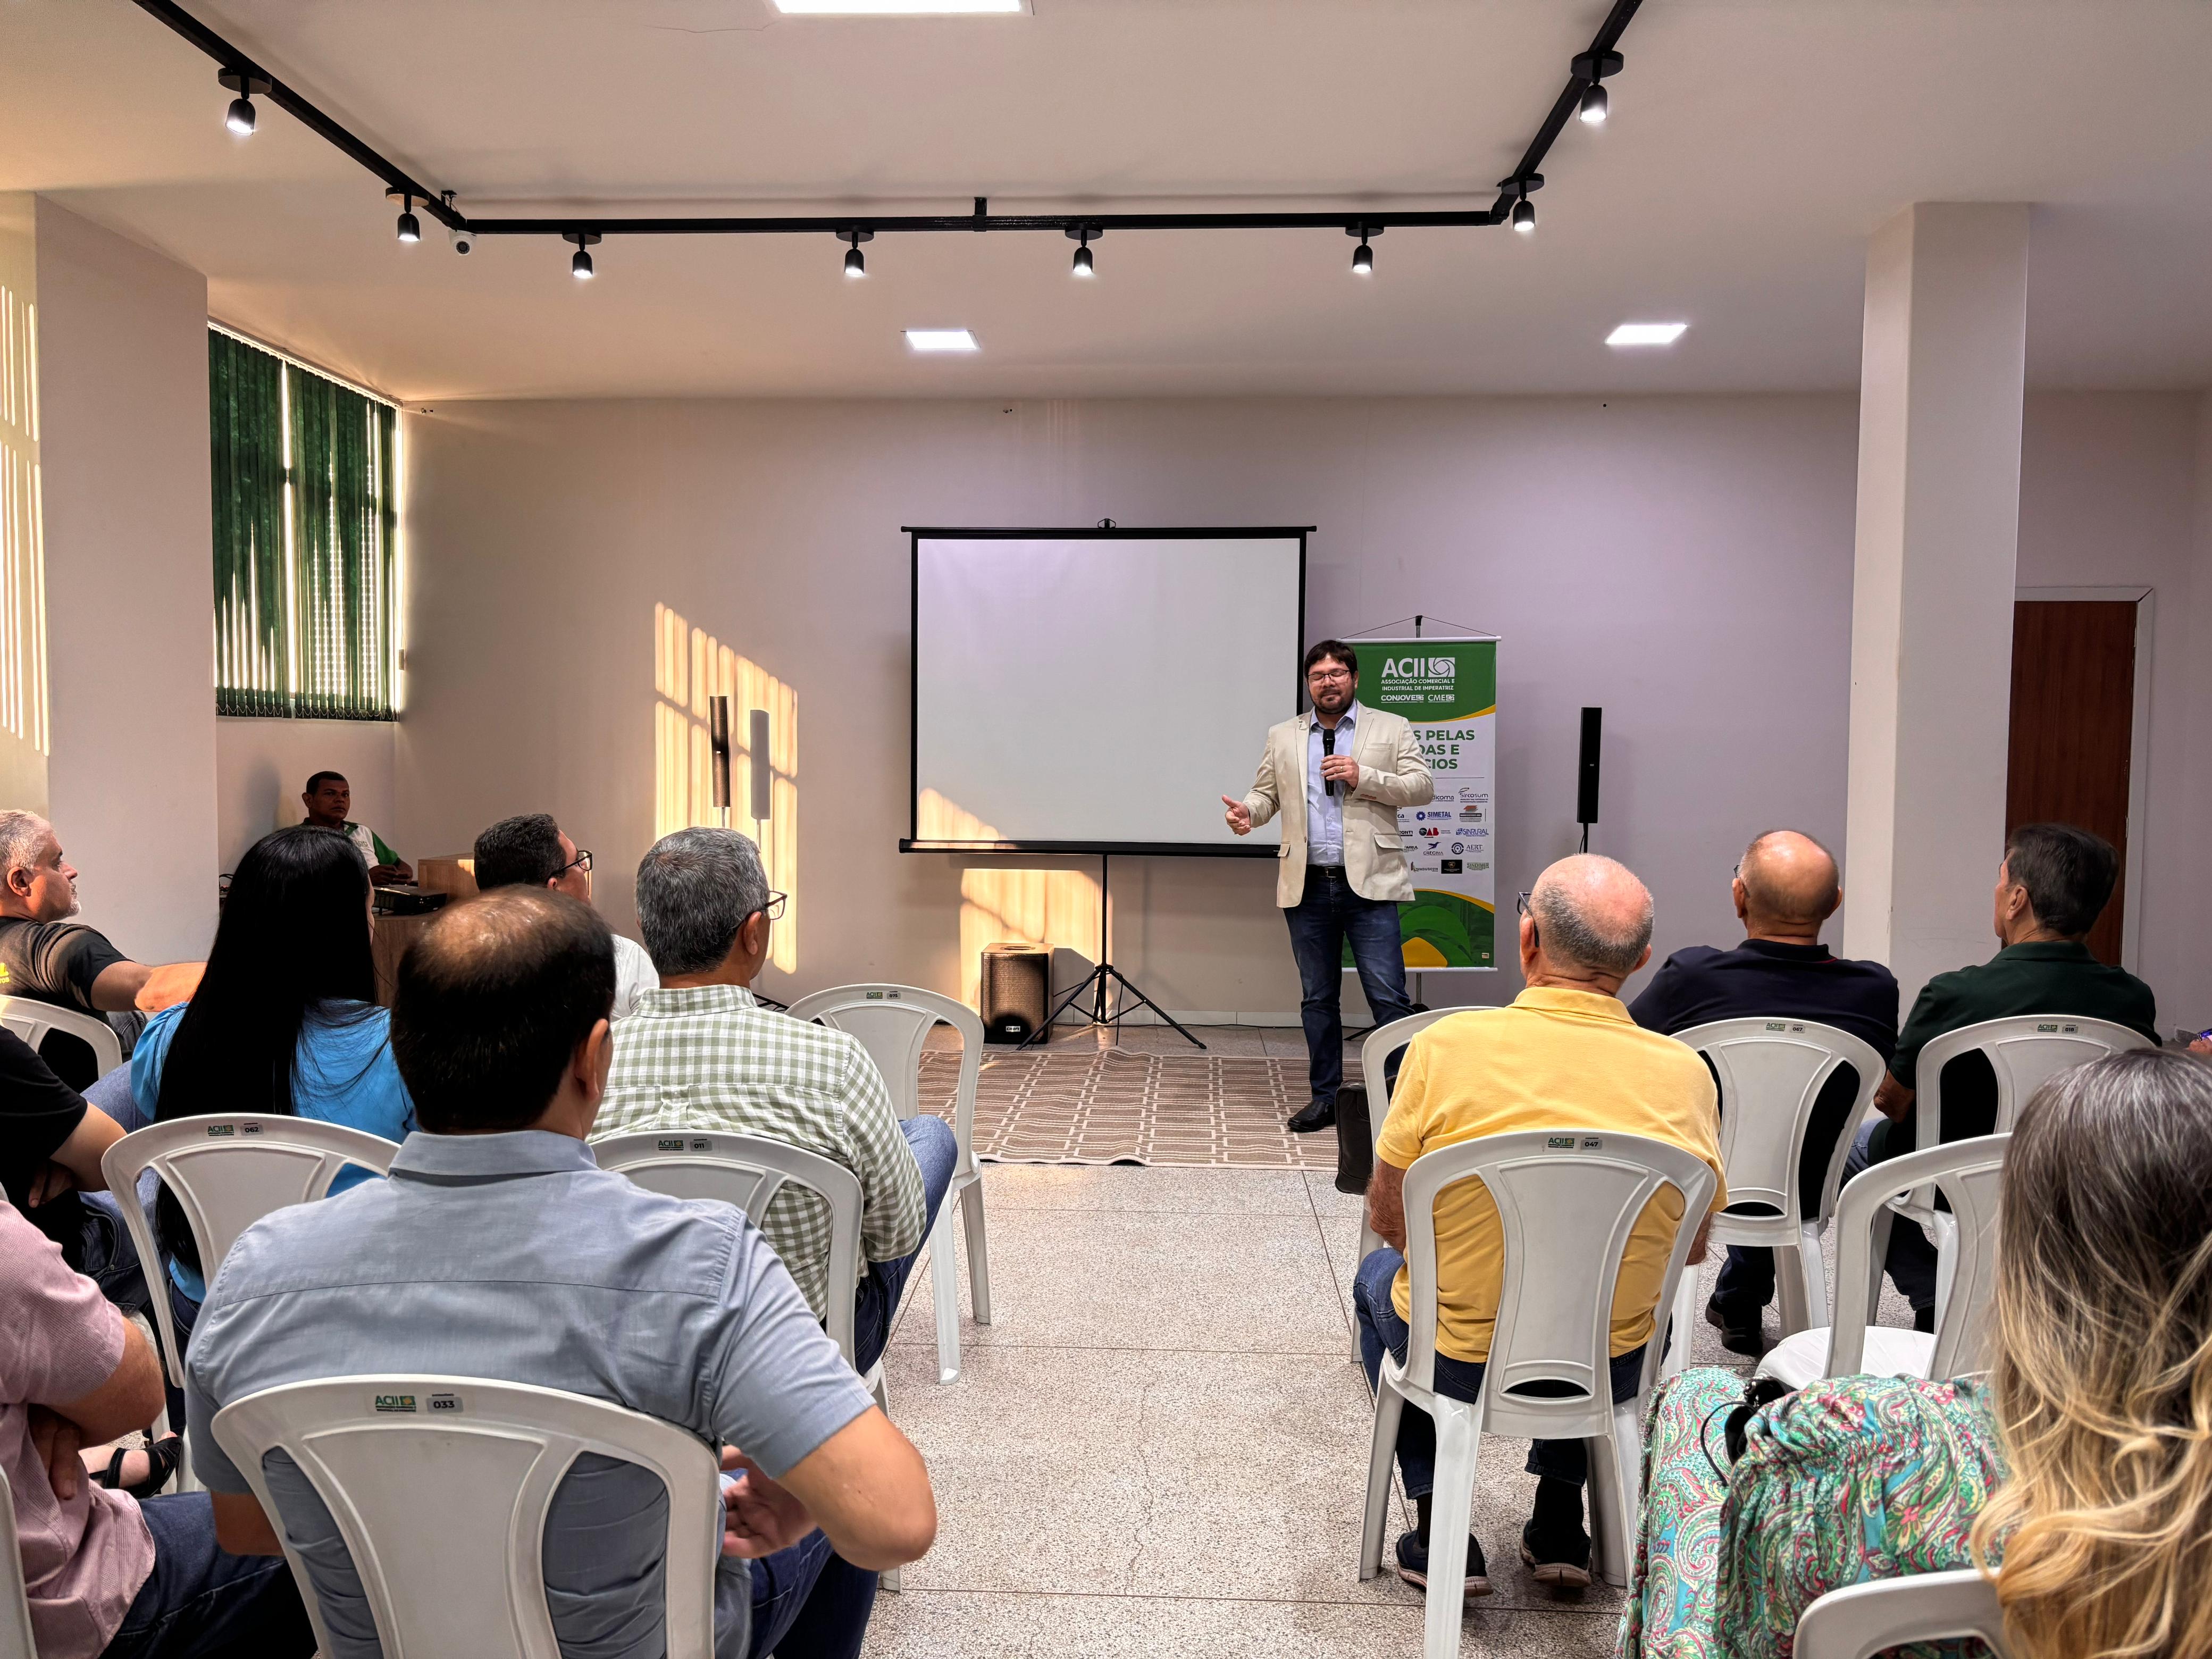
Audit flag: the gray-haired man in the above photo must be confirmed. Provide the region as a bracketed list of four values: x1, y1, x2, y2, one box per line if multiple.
[594, 828, 956, 1382]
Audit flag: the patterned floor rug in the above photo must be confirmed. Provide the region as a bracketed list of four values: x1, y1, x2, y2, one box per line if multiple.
[916, 1049, 1335, 1169]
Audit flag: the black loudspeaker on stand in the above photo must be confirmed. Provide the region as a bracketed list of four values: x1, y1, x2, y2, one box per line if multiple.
[1577, 707, 1603, 852]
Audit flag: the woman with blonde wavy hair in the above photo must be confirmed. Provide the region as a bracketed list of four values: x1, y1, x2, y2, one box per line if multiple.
[1973, 1045, 2212, 1659]
[1619, 1047, 2212, 1659]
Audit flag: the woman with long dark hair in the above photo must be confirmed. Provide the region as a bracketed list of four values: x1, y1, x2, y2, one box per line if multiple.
[132, 825, 414, 1314]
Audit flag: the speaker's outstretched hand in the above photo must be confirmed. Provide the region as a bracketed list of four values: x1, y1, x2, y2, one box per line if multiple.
[1220, 795, 1252, 835]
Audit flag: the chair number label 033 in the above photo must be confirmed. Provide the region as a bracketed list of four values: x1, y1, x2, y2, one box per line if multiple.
[372, 1392, 462, 1414]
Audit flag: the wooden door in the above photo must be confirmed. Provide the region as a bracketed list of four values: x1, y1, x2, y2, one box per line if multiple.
[2006, 600, 2136, 965]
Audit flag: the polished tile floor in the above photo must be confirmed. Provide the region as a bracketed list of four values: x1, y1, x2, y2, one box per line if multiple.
[860, 1160, 1778, 1659]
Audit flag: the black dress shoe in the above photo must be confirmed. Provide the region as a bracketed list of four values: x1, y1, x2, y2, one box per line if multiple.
[1287, 1097, 1337, 1134]
[1704, 1296, 1766, 1357]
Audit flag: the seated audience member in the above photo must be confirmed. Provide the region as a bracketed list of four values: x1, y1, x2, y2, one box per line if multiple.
[297, 771, 410, 885]
[1619, 1048, 2212, 1659]
[598, 828, 954, 1375]
[186, 887, 936, 1659]
[1, 1028, 145, 1316]
[1629, 829, 1898, 1354]
[135, 826, 415, 1350]
[3, 1197, 312, 1659]
[472, 811, 658, 1017]
[1851, 822, 2159, 1321]
[0, 811, 203, 1088]
[1356, 854, 1725, 1596]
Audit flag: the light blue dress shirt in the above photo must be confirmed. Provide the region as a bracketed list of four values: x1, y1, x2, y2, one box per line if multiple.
[185, 1129, 875, 1659]
[1304, 700, 1360, 867]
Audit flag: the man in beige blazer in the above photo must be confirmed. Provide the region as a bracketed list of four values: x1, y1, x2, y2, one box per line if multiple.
[1221, 640, 1434, 1132]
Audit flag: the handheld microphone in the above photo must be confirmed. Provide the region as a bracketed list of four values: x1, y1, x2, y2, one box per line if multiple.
[1321, 723, 1338, 797]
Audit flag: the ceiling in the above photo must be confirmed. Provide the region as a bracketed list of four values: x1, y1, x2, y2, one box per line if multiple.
[5, 0, 2211, 401]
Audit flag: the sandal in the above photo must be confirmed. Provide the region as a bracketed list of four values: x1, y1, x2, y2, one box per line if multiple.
[96, 1435, 183, 1500]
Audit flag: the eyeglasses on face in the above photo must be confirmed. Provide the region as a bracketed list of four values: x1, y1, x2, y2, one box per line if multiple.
[556, 849, 593, 876]
[753, 891, 789, 924]
[1306, 666, 1354, 684]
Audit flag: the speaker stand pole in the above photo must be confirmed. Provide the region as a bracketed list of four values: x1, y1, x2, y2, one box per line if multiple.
[1019, 853, 1207, 1051]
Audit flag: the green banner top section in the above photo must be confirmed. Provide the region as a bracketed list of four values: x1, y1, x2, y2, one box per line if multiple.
[1364, 639, 1496, 723]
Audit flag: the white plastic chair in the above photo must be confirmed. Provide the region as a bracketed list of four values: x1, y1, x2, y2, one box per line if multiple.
[1887, 1016, 2143, 1312]
[0, 1465, 36, 1659]
[593, 1129, 904, 1591]
[1660, 1019, 1884, 1371]
[0, 995, 123, 1079]
[1795, 1569, 2011, 1659]
[210, 1375, 719, 1659]
[1348, 1009, 1477, 1360]
[1357, 1129, 1716, 1654]
[1756, 1135, 2008, 1389]
[784, 983, 990, 1384]
[100, 1115, 403, 1490]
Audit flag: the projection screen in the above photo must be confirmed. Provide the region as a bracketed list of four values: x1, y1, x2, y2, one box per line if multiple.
[906, 528, 1308, 854]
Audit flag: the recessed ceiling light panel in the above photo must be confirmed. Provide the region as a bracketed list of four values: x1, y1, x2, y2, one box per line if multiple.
[906, 329, 979, 353]
[1606, 322, 1688, 347]
[775, 0, 1026, 13]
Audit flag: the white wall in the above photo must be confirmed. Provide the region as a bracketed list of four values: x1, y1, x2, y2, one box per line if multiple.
[214, 718, 398, 874]
[399, 390, 2212, 1026]
[34, 197, 217, 964]
[400, 394, 1864, 1013]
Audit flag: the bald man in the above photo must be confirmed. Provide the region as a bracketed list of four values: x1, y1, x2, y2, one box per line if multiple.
[1629, 830, 1897, 1354]
[1356, 855, 1724, 1596]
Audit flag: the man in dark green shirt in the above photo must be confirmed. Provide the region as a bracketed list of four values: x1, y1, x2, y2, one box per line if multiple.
[1852, 822, 2159, 1317]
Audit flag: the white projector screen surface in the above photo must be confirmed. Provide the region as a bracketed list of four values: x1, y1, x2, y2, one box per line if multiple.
[911, 532, 1305, 850]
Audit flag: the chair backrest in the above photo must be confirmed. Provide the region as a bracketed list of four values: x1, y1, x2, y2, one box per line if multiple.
[0, 996, 122, 1079]
[593, 1130, 866, 1364]
[1921, 1015, 2151, 1144]
[0, 1464, 35, 1659]
[1825, 1134, 2009, 1379]
[784, 983, 982, 1172]
[100, 1117, 404, 1386]
[211, 1375, 718, 1659]
[1398, 1129, 1716, 1438]
[1360, 1009, 1481, 1155]
[1795, 1568, 2011, 1659]
[1675, 1018, 1886, 1226]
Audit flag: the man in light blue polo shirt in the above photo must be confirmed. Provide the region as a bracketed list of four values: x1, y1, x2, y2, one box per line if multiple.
[182, 888, 936, 1659]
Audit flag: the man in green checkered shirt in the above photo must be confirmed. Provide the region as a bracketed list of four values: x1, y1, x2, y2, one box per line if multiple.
[596, 827, 957, 1374]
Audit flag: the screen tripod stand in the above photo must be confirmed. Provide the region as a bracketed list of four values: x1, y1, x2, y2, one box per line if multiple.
[1018, 852, 1205, 1050]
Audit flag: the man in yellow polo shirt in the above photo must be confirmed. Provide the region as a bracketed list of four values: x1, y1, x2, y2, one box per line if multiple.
[1356, 853, 1723, 1598]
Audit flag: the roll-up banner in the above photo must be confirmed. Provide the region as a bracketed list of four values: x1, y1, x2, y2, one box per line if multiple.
[1363, 637, 1498, 972]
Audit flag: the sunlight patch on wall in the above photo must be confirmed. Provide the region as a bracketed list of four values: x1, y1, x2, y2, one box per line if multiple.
[919, 787, 1099, 1007]
[653, 602, 799, 975]
[0, 261, 49, 812]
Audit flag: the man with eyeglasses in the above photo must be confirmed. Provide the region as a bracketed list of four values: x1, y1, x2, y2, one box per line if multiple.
[472, 812, 660, 1019]
[1222, 639, 1433, 1133]
[597, 829, 953, 1393]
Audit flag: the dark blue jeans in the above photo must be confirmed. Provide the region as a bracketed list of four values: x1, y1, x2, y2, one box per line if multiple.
[1845, 1121, 1939, 1313]
[852, 1115, 959, 1376]
[731, 1529, 878, 1659]
[1353, 1247, 1644, 1499]
[1285, 865, 1414, 1105]
[103, 1492, 314, 1659]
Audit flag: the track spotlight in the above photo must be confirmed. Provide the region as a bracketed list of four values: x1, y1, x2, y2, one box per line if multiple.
[1571, 51, 1621, 127]
[565, 231, 600, 279]
[1347, 224, 1379, 274]
[841, 229, 873, 278]
[1066, 225, 1099, 278]
[395, 194, 421, 244]
[1511, 195, 1536, 233]
[218, 70, 270, 136]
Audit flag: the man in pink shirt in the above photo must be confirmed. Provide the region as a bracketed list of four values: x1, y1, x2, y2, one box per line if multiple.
[1, 1199, 310, 1659]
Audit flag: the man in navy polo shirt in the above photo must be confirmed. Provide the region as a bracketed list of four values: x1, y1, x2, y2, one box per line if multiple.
[1630, 830, 1897, 1354]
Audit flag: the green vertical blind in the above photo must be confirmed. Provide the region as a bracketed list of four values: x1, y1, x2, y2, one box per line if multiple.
[209, 330, 398, 718]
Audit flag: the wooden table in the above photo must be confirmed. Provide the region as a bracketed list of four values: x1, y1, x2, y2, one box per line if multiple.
[370, 909, 437, 1007]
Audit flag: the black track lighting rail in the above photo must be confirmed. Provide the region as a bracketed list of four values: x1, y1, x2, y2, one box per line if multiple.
[133, 0, 1642, 253]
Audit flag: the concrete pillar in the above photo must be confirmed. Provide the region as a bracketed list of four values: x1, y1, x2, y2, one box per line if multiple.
[1842, 203, 2030, 1001]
